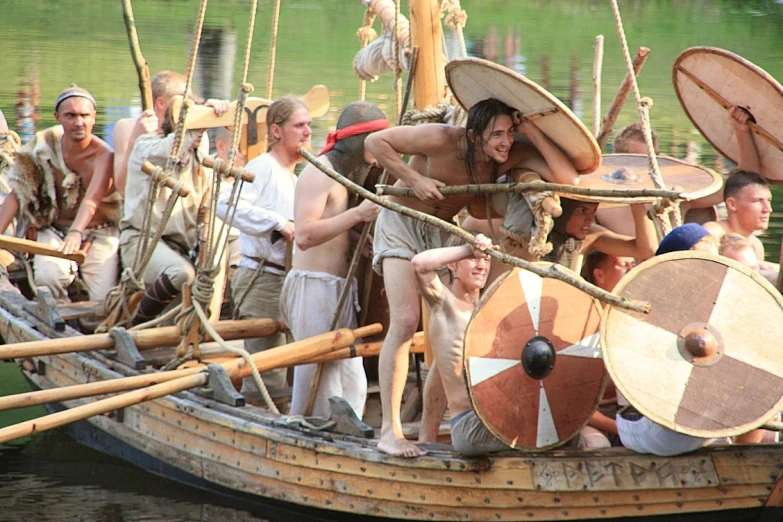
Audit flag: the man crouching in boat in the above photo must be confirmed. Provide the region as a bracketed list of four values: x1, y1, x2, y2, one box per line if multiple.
[121, 104, 220, 326]
[281, 101, 386, 418]
[366, 98, 580, 457]
[0, 86, 121, 304]
[411, 233, 509, 456]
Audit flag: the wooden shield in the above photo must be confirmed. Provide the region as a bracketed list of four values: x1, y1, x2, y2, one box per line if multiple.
[601, 251, 783, 438]
[464, 266, 605, 450]
[445, 57, 601, 174]
[673, 47, 783, 183]
[570, 153, 722, 205]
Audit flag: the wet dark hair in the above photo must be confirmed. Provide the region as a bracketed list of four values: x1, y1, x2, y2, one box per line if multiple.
[463, 98, 515, 185]
[723, 169, 768, 201]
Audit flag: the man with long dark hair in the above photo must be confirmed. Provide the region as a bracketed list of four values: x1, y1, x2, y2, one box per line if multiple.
[366, 98, 580, 457]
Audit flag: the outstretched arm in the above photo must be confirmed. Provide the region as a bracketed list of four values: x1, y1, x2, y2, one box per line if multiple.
[589, 204, 657, 261]
[509, 119, 580, 185]
[730, 106, 761, 174]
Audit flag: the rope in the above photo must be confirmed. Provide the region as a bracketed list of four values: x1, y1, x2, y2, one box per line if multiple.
[283, 415, 336, 432]
[441, 0, 468, 58]
[393, 0, 402, 120]
[266, 0, 281, 99]
[400, 100, 451, 125]
[356, 7, 378, 101]
[609, 0, 672, 236]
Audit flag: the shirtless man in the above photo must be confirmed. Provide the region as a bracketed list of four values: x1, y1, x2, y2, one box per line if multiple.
[703, 170, 778, 282]
[0, 86, 121, 303]
[366, 98, 581, 457]
[112, 71, 228, 195]
[411, 233, 508, 456]
[280, 101, 386, 418]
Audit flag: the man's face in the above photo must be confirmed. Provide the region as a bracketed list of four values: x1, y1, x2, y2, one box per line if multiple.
[451, 255, 490, 291]
[478, 114, 514, 164]
[54, 98, 96, 143]
[564, 202, 598, 240]
[596, 255, 634, 291]
[273, 107, 312, 157]
[728, 184, 772, 232]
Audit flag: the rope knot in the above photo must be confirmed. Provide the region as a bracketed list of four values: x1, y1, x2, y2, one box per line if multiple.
[356, 26, 378, 43]
[241, 82, 254, 94]
[640, 96, 654, 109]
[443, 4, 468, 29]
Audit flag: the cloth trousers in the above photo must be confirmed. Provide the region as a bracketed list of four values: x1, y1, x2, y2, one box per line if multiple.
[280, 270, 367, 419]
[120, 234, 195, 290]
[230, 266, 287, 393]
[34, 226, 120, 303]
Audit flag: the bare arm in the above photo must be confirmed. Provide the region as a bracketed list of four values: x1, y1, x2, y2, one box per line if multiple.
[113, 112, 158, 197]
[729, 106, 761, 173]
[0, 193, 19, 234]
[294, 164, 379, 251]
[589, 204, 657, 261]
[365, 125, 452, 201]
[511, 120, 580, 185]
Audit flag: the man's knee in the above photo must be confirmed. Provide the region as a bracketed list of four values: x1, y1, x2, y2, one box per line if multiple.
[164, 263, 195, 290]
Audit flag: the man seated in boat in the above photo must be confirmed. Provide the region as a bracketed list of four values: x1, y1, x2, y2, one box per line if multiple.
[281, 100, 386, 419]
[0, 86, 122, 304]
[111, 71, 229, 196]
[703, 170, 779, 285]
[217, 96, 311, 401]
[365, 98, 581, 457]
[120, 102, 215, 326]
[616, 223, 770, 456]
[596, 107, 756, 237]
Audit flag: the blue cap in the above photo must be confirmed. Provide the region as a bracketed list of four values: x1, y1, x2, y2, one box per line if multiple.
[656, 223, 710, 255]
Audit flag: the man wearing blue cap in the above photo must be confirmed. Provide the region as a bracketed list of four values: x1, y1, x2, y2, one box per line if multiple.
[0, 85, 121, 305]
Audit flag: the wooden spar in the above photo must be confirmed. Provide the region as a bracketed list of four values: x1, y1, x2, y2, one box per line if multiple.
[596, 47, 650, 150]
[0, 318, 281, 360]
[0, 324, 383, 411]
[299, 148, 650, 314]
[409, 0, 446, 109]
[376, 182, 685, 200]
[0, 234, 87, 265]
[202, 156, 256, 182]
[121, 0, 153, 111]
[592, 35, 604, 136]
[140, 161, 191, 196]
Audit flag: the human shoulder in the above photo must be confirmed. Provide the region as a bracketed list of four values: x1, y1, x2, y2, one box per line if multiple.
[702, 220, 728, 236]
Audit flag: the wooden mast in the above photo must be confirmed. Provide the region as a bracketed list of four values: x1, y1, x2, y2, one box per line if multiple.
[409, 0, 447, 110]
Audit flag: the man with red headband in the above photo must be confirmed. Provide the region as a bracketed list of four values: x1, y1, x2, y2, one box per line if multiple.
[365, 98, 582, 457]
[281, 101, 387, 418]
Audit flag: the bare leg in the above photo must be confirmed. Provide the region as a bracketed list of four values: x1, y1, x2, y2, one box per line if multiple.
[418, 362, 447, 443]
[377, 257, 427, 457]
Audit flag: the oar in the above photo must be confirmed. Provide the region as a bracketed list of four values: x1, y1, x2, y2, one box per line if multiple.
[169, 85, 331, 130]
[0, 323, 392, 412]
[298, 148, 651, 314]
[0, 234, 87, 265]
[0, 318, 281, 360]
[0, 323, 381, 445]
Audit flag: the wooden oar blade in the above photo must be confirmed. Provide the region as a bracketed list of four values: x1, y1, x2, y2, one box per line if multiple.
[0, 234, 86, 265]
[303, 85, 330, 118]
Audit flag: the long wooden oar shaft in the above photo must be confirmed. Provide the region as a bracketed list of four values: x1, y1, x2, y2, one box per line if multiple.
[0, 324, 380, 444]
[0, 234, 87, 265]
[0, 318, 280, 360]
[299, 149, 650, 314]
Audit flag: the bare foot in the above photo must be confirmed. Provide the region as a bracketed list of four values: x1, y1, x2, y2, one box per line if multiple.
[378, 433, 428, 458]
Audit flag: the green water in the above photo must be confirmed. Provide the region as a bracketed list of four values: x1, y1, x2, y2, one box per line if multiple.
[1, 1, 782, 519]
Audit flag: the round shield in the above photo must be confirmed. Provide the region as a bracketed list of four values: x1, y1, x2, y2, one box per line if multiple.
[571, 154, 722, 205]
[673, 47, 783, 183]
[601, 251, 783, 438]
[464, 265, 605, 450]
[446, 57, 601, 174]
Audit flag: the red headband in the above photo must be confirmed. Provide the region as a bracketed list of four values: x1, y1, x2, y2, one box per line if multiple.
[318, 119, 389, 155]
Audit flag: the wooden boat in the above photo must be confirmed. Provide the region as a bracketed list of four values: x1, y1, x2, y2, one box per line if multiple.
[1, 2, 782, 521]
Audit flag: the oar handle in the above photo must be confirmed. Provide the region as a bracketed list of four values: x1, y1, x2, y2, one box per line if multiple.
[140, 161, 192, 197]
[202, 156, 255, 182]
[0, 234, 86, 264]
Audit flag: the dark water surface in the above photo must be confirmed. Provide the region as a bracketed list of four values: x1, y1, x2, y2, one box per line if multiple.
[2, 1, 783, 520]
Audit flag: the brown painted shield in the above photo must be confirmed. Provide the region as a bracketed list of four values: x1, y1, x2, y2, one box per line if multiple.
[673, 47, 783, 184]
[571, 154, 722, 206]
[464, 265, 605, 450]
[446, 57, 601, 174]
[601, 251, 783, 438]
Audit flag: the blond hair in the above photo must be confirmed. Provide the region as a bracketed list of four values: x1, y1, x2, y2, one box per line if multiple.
[613, 123, 659, 154]
[266, 96, 308, 152]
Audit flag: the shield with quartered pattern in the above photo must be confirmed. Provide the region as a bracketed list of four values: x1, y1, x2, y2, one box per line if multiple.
[464, 265, 606, 450]
[602, 251, 783, 438]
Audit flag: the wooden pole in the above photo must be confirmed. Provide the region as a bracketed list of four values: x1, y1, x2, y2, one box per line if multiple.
[592, 35, 604, 137]
[409, 0, 446, 109]
[0, 324, 381, 444]
[140, 161, 192, 197]
[202, 156, 256, 183]
[0, 318, 281, 360]
[596, 47, 650, 150]
[299, 148, 650, 314]
[121, 0, 153, 111]
[0, 235, 86, 265]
